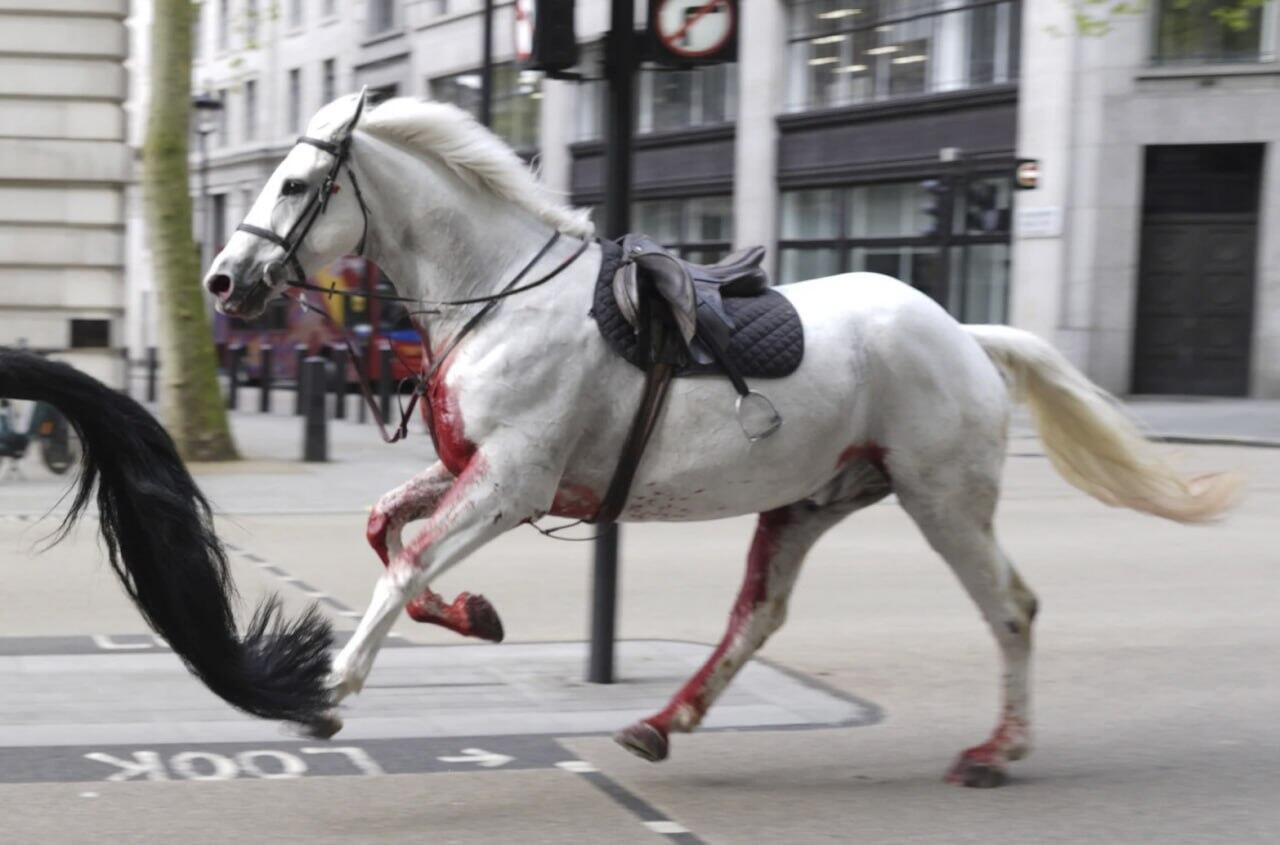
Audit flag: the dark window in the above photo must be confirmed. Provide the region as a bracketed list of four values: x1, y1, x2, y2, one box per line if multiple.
[785, 0, 1021, 111]
[432, 64, 541, 152]
[322, 58, 337, 105]
[632, 196, 735, 263]
[1153, 0, 1269, 64]
[778, 175, 1012, 323]
[368, 0, 397, 34]
[576, 43, 736, 140]
[70, 319, 110, 349]
[243, 79, 258, 141]
[288, 68, 303, 133]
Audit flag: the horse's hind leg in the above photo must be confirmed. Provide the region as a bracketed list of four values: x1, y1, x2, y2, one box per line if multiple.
[616, 497, 866, 762]
[367, 462, 504, 642]
[895, 473, 1038, 788]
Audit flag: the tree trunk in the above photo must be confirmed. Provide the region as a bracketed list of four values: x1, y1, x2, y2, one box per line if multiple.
[143, 0, 237, 461]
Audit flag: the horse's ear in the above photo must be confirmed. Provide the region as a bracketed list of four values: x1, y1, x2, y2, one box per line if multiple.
[338, 87, 368, 141]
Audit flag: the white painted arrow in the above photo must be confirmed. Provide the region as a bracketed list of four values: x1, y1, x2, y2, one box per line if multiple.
[436, 748, 514, 768]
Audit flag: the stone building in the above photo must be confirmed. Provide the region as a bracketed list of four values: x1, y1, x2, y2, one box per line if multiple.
[0, 0, 130, 385]
[177, 0, 1279, 397]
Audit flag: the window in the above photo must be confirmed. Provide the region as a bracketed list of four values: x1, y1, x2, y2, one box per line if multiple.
[432, 64, 542, 152]
[243, 79, 258, 141]
[1153, 0, 1274, 64]
[211, 193, 227, 251]
[288, 68, 303, 133]
[245, 0, 259, 46]
[70, 319, 110, 349]
[368, 0, 397, 34]
[322, 59, 337, 105]
[217, 0, 229, 51]
[214, 88, 228, 146]
[576, 44, 737, 140]
[323, 0, 336, 17]
[632, 196, 734, 263]
[785, 0, 1021, 111]
[778, 176, 1011, 323]
[289, 0, 304, 29]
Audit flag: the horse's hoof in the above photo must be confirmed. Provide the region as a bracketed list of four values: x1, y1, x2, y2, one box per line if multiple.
[466, 593, 505, 643]
[299, 712, 344, 740]
[614, 721, 669, 762]
[946, 755, 1008, 789]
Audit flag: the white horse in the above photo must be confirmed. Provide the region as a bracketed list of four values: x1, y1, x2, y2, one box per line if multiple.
[204, 93, 1239, 787]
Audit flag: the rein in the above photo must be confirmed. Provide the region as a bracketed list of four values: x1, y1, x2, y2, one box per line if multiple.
[289, 233, 588, 444]
[232, 128, 590, 444]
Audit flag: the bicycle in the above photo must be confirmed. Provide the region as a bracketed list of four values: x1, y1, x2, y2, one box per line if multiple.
[0, 398, 78, 479]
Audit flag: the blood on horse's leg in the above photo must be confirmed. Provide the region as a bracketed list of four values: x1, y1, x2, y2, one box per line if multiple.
[616, 503, 848, 762]
[366, 462, 504, 642]
[897, 482, 1036, 788]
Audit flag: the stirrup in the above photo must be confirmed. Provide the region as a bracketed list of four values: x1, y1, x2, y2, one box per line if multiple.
[736, 390, 782, 442]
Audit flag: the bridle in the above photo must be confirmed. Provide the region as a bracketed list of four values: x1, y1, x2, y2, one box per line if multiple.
[235, 134, 371, 294]
[230, 128, 590, 444]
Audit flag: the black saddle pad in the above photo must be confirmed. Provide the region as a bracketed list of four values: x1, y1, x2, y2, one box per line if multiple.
[591, 238, 804, 379]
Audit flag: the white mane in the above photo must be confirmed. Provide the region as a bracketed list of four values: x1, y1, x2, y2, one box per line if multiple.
[309, 96, 593, 238]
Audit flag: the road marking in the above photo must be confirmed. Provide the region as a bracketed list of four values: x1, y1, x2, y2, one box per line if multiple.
[555, 759, 598, 773]
[437, 747, 514, 768]
[558, 758, 707, 844]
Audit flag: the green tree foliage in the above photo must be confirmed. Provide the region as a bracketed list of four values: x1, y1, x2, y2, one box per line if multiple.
[1069, 0, 1268, 36]
[143, 0, 238, 461]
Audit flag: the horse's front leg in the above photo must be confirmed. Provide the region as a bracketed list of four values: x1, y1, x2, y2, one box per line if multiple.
[313, 449, 557, 735]
[367, 462, 504, 642]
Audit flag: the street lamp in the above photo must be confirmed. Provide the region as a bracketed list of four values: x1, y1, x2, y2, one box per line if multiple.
[192, 92, 224, 274]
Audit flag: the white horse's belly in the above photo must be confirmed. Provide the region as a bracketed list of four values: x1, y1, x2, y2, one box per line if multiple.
[613, 274, 920, 521]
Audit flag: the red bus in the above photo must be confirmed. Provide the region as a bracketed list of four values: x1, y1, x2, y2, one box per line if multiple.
[214, 256, 423, 384]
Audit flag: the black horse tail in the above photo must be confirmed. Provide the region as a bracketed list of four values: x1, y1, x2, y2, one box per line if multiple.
[0, 349, 334, 724]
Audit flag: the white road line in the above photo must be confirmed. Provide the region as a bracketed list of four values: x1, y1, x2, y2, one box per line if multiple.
[555, 760, 598, 773]
[644, 821, 691, 835]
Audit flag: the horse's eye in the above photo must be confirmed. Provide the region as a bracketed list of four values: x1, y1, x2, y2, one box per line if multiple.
[281, 178, 307, 197]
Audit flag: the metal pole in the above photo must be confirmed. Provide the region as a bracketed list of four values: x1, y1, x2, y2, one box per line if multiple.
[198, 127, 212, 273]
[356, 339, 369, 424]
[301, 356, 329, 462]
[294, 343, 307, 415]
[259, 344, 273, 413]
[589, 0, 637, 685]
[479, 0, 494, 127]
[331, 344, 348, 420]
[226, 343, 243, 409]
[146, 346, 158, 403]
[378, 341, 393, 422]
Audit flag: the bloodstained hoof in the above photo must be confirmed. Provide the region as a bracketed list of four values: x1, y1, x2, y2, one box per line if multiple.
[299, 712, 344, 740]
[614, 721, 669, 762]
[465, 593, 505, 643]
[946, 755, 1008, 789]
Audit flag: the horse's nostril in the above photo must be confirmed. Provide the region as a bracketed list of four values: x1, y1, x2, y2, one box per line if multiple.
[207, 274, 233, 298]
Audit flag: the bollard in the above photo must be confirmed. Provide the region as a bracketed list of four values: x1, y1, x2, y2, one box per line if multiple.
[259, 344, 274, 413]
[331, 344, 348, 420]
[146, 346, 158, 403]
[226, 343, 244, 409]
[293, 344, 307, 415]
[301, 356, 328, 462]
[120, 347, 130, 396]
[378, 341, 393, 422]
[356, 339, 369, 424]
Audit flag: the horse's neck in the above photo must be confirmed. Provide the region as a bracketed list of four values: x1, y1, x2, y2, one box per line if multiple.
[356, 135, 563, 355]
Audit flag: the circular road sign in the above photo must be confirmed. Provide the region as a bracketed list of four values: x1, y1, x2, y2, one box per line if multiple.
[654, 0, 736, 59]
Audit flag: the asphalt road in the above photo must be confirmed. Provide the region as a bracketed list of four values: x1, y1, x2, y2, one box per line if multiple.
[0, 423, 1276, 844]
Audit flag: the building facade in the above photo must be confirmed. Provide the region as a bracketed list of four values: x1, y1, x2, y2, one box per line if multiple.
[178, 0, 1278, 397]
[1, 0, 130, 385]
[1016, 0, 1280, 397]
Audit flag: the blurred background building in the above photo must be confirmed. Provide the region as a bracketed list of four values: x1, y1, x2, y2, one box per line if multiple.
[0, 0, 130, 385]
[115, 0, 1280, 398]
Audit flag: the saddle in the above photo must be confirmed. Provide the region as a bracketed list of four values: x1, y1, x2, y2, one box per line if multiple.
[589, 236, 805, 523]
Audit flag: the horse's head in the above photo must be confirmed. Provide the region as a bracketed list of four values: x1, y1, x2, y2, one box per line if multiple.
[204, 90, 370, 318]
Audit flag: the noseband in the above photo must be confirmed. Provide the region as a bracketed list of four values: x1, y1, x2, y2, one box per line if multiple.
[235, 134, 371, 290]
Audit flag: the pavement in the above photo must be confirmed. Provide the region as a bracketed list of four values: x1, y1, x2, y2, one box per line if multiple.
[0, 397, 1276, 843]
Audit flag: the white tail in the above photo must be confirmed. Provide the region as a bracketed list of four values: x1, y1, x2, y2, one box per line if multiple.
[966, 325, 1241, 523]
